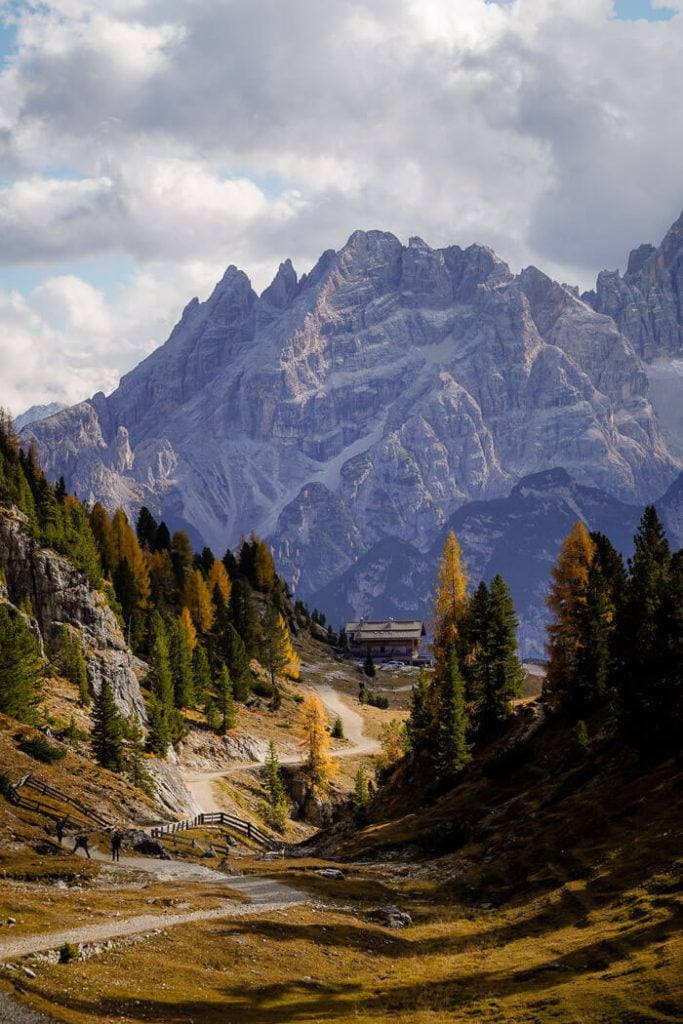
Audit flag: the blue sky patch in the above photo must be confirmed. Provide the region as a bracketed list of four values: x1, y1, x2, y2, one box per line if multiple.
[613, 0, 677, 19]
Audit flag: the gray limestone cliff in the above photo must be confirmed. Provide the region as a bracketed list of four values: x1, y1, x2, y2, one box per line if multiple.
[0, 504, 146, 720]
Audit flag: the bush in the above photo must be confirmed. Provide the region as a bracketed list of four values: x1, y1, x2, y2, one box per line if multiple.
[367, 693, 389, 710]
[331, 717, 345, 739]
[19, 734, 66, 764]
[252, 680, 276, 699]
[58, 942, 79, 964]
[0, 771, 14, 798]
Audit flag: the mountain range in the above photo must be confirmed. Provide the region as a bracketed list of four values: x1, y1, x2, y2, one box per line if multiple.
[22, 212, 683, 654]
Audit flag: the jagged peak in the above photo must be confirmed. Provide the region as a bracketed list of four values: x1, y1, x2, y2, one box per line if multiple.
[260, 258, 299, 309]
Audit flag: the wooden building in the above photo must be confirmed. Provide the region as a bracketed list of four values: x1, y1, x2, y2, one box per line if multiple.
[345, 619, 426, 661]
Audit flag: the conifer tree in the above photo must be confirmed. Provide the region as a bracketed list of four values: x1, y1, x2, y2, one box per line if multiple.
[136, 506, 159, 551]
[618, 506, 672, 748]
[436, 647, 471, 778]
[487, 574, 523, 723]
[353, 766, 369, 809]
[169, 617, 195, 708]
[261, 607, 291, 686]
[545, 522, 596, 712]
[0, 605, 43, 723]
[91, 678, 124, 772]
[222, 624, 252, 701]
[183, 569, 215, 633]
[179, 606, 197, 651]
[216, 663, 236, 733]
[407, 668, 432, 749]
[191, 644, 212, 703]
[229, 579, 259, 657]
[432, 530, 469, 670]
[146, 694, 171, 755]
[207, 559, 231, 607]
[124, 715, 153, 796]
[170, 530, 194, 589]
[146, 616, 174, 710]
[363, 649, 376, 678]
[264, 740, 287, 813]
[299, 693, 336, 796]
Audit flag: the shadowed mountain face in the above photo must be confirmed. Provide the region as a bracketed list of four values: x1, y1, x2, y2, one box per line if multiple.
[309, 468, 646, 657]
[23, 223, 683, 648]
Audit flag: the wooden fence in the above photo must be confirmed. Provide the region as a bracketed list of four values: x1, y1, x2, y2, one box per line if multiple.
[151, 811, 276, 849]
[10, 774, 111, 828]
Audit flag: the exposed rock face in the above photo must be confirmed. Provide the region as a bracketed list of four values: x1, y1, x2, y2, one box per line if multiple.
[311, 469, 645, 657]
[585, 211, 683, 360]
[25, 230, 677, 574]
[0, 504, 146, 720]
[659, 470, 683, 550]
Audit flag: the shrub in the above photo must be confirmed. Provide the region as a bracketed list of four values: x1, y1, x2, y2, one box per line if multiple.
[252, 680, 275, 699]
[331, 717, 345, 739]
[0, 771, 14, 798]
[19, 734, 66, 764]
[367, 693, 389, 710]
[58, 942, 79, 963]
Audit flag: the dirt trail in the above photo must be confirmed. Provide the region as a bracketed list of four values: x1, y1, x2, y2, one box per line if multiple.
[0, 851, 307, 963]
[180, 674, 380, 813]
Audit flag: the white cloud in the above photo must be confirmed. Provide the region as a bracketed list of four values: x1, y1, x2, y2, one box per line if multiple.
[0, 0, 681, 412]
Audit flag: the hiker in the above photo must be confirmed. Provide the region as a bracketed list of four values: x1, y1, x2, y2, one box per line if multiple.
[73, 834, 91, 859]
[111, 831, 122, 862]
[56, 819, 66, 845]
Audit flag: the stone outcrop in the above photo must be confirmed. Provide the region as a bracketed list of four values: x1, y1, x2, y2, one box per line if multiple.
[584, 211, 683, 360]
[0, 504, 146, 721]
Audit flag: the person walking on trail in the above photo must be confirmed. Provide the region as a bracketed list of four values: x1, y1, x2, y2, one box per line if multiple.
[111, 831, 122, 862]
[73, 834, 90, 859]
[56, 819, 66, 845]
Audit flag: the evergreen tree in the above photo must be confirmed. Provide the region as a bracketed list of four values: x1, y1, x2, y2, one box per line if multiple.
[222, 624, 252, 701]
[91, 678, 124, 772]
[124, 715, 153, 796]
[146, 616, 174, 710]
[136, 506, 158, 551]
[618, 506, 672, 748]
[363, 649, 376, 678]
[169, 617, 195, 708]
[216, 663, 236, 733]
[192, 643, 212, 703]
[229, 579, 259, 657]
[263, 740, 287, 812]
[353, 766, 369, 809]
[574, 561, 612, 712]
[146, 693, 171, 755]
[171, 530, 194, 589]
[487, 574, 524, 724]
[407, 668, 432, 748]
[0, 605, 43, 723]
[436, 647, 471, 778]
[155, 521, 171, 552]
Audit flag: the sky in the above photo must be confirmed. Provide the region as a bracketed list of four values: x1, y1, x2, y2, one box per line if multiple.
[0, 0, 681, 416]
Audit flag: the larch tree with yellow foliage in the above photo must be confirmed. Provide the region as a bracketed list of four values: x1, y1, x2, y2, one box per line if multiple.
[299, 693, 336, 797]
[432, 530, 469, 671]
[544, 521, 596, 712]
[183, 569, 215, 633]
[208, 559, 231, 607]
[179, 607, 197, 651]
[261, 608, 299, 685]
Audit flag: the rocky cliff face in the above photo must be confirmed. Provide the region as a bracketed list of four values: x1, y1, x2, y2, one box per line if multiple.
[0, 504, 146, 720]
[25, 230, 679, 590]
[584, 211, 683, 361]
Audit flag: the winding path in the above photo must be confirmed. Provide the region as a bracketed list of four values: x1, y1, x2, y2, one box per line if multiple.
[180, 678, 380, 813]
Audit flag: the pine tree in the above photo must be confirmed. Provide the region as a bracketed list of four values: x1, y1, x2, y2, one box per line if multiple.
[0, 605, 43, 723]
[264, 740, 287, 811]
[353, 766, 369, 809]
[146, 693, 171, 755]
[91, 678, 124, 772]
[486, 574, 523, 724]
[618, 506, 672, 748]
[436, 647, 471, 778]
[146, 616, 174, 710]
[170, 530, 193, 589]
[124, 715, 153, 796]
[169, 617, 195, 708]
[545, 522, 596, 712]
[216, 663, 236, 733]
[229, 579, 259, 657]
[432, 530, 469, 672]
[363, 649, 376, 678]
[191, 644, 212, 703]
[222, 624, 252, 701]
[136, 506, 158, 551]
[407, 668, 432, 748]
[574, 561, 612, 712]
